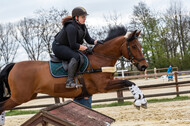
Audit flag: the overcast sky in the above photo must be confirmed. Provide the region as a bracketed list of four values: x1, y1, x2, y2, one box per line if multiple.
[0, 0, 189, 62]
[1, 0, 190, 26]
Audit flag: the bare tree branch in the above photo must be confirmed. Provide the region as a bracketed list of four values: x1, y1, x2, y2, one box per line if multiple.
[0, 23, 19, 65]
[14, 18, 44, 60]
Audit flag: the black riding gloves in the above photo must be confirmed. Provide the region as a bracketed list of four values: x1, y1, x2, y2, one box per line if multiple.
[85, 47, 93, 54]
[97, 40, 104, 44]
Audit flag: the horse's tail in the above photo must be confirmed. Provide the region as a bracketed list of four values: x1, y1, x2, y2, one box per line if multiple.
[0, 63, 15, 102]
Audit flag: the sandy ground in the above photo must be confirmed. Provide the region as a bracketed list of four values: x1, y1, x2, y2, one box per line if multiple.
[95, 100, 190, 126]
[4, 100, 190, 126]
[3, 75, 190, 126]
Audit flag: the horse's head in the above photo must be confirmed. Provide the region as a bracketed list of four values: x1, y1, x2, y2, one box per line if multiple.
[121, 30, 148, 71]
[92, 27, 148, 71]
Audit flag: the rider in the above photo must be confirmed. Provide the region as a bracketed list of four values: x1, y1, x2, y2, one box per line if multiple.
[52, 7, 103, 88]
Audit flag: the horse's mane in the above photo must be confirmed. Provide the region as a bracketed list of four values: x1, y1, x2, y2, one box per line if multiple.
[104, 26, 127, 42]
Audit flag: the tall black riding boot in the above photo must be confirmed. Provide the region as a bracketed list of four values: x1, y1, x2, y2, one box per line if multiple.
[66, 58, 81, 88]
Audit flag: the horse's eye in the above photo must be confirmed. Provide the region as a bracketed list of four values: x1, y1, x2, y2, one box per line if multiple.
[132, 45, 137, 49]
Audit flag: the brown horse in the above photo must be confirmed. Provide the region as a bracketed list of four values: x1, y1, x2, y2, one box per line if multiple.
[0, 26, 148, 114]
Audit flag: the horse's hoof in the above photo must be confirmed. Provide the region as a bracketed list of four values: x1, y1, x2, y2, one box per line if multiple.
[66, 84, 83, 89]
[133, 103, 140, 110]
[141, 103, 147, 109]
[135, 105, 140, 110]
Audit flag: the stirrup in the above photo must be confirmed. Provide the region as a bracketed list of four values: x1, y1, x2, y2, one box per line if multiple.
[66, 82, 83, 88]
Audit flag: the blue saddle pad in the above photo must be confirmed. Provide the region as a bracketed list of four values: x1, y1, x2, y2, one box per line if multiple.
[49, 53, 88, 78]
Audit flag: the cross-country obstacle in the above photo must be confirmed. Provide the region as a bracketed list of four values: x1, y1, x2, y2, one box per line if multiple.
[21, 100, 115, 126]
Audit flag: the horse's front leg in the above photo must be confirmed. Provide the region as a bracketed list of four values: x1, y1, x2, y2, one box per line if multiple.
[106, 79, 147, 110]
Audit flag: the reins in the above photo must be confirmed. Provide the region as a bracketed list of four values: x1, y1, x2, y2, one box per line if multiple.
[80, 35, 146, 74]
[92, 36, 145, 63]
[92, 52, 128, 62]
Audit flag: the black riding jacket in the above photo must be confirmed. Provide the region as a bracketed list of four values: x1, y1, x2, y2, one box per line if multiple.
[55, 20, 94, 50]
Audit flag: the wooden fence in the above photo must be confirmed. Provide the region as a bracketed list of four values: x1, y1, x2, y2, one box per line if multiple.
[116, 67, 178, 79]
[13, 71, 190, 110]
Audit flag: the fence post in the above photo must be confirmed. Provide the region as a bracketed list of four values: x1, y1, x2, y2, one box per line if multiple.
[145, 69, 147, 80]
[54, 97, 60, 104]
[154, 68, 157, 79]
[117, 90, 124, 103]
[174, 72, 179, 97]
[121, 70, 125, 78]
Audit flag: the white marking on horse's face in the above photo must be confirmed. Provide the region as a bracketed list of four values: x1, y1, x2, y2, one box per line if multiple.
[124, 32, 131, 39]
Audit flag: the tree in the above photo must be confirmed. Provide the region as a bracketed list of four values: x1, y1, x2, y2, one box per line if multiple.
[130, 1, 190, 69]
[164, 1, 190, 69]
[35, 8, 69, 56]
[131, 2, 170, 68]
[0, 23, 19, 66]
[103, 12, 130, 70]
[13, 8, 70, 61]
[14, 18, 44, 60]
[104, 11, 123, 28]
[131, 2, 158, 67]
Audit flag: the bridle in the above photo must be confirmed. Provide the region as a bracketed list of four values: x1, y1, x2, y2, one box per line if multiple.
[82, 36, 146, 74]
[92, 35, 145, 64]
[125, 35, 145, 63]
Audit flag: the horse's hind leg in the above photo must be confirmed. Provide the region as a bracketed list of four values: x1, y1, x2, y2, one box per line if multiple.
[0, 98, 20, 114]
[0, 98, 19, 125]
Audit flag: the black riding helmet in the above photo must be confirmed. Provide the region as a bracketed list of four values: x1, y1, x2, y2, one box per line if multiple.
[72, 7, 89, 17]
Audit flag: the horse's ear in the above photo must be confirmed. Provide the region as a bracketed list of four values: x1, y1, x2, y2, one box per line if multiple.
[136, 31, 141, 37]
[132, 30, 137, 37]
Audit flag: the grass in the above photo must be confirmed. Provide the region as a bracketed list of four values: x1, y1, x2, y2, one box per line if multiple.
[5, 96, 190, 116]
[148, 96, 190, 103]
[92, 96, 190, 108]
[5, 110, 39, 116]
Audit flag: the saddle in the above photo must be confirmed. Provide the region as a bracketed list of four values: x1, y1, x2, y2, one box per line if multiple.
[49, 52, 89, 77]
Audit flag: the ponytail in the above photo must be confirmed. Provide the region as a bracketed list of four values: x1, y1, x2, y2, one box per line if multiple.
[61, 16, 72, 26]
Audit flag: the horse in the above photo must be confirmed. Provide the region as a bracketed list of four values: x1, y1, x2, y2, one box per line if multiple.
[0, 26, 148, 115]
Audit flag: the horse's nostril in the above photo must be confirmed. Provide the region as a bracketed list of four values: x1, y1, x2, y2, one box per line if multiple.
[141, 65, 147, 71]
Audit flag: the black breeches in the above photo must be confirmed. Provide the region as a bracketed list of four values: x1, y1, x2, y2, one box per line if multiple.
[52, 41, 80, 61]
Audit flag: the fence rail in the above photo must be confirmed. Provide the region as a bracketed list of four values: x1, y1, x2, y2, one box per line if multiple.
[12, 71, 190, 110]
[116, 67, 178, 78]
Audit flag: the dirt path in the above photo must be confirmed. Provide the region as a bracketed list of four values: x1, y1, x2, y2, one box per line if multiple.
[4, 100, 190, 126]
[95, 100, 190, 126]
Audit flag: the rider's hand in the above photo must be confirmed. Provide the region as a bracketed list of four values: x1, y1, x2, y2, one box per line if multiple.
[94, 40, 104, 45]
[85, 47, 93, 54]
[79, 45, 88, 51]
[97, 40, 104, 44]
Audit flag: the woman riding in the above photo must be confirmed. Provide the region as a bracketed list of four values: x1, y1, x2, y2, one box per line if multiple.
[52, 7, 103, 88]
